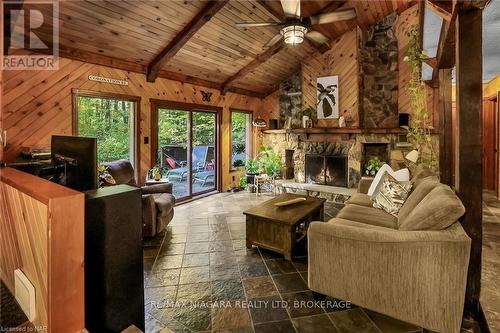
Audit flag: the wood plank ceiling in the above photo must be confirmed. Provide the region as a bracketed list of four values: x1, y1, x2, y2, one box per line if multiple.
[28, 0, 415, 97]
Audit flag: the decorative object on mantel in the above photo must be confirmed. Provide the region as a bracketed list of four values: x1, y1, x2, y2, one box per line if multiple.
[338, 116, 346, 128]
[301, 105, 316, 128]
[200, 91, 212, 102]
[88, 75, 128, 86]
[252, 109, 267, 128]
[252, 117, 267, 128]
[401, 25, 437, 171]
[316, 76, 339, 119]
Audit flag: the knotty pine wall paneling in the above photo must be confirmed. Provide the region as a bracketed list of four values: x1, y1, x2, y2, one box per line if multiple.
[301, 29, 360, 128]
[2, 57, 264, 189]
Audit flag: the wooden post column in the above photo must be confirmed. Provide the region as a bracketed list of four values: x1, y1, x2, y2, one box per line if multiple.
[455, 4, 483, 318]
[438, 69, 453, 186]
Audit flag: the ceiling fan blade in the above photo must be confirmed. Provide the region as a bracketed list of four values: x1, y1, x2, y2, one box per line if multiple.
[309, 8, 357, 25]
[265, 34, 283, 47]
[305, 31, 330, 45]
[235, 22, 281, 27]
[280, 0, 300, 18]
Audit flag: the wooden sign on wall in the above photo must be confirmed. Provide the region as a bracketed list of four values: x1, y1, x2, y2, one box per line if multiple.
[88, 75, 129, 86]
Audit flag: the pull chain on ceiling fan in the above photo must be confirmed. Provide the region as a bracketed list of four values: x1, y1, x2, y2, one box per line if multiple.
[235, 0, 357, 47]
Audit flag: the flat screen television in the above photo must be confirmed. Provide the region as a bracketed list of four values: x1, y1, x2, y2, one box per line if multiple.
[51, 135, 98, 191]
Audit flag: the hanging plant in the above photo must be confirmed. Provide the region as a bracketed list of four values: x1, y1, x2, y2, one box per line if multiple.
[402, 25, 438, 171]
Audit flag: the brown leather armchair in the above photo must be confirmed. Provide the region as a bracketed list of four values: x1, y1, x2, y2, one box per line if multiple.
[104, 160, 175, 237]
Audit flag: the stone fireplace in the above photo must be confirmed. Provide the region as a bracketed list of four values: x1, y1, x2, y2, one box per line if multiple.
[305, 154, 348, 187]
[263, 132, 411, 189]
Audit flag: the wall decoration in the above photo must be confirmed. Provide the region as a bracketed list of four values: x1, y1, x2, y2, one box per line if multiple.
[316, 76, 339, 119]
[88, 75, 128, 86]
[201, 91, 212, 102]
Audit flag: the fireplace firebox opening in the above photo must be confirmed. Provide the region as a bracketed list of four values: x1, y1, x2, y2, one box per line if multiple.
[305, 154, 348, 187]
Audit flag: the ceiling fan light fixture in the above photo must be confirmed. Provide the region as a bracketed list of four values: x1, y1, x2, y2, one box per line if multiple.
[280, 24, 308, 45]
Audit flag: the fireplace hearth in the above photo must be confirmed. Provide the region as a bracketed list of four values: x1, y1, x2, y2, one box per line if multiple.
[305, 154, 348, 187]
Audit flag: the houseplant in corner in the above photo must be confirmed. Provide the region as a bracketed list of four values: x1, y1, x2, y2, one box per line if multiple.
[258, 145, 284, 178]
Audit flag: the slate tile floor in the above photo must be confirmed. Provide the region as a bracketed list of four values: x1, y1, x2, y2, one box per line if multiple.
[143, 191, 500, 333]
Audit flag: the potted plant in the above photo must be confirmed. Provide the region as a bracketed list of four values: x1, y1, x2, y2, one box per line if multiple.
[239, 176, 248, 191]
[245, 158, 260, 185]
[365, 157, 385, 177]
[150, 165, 163, 181]
[258, 145, 283, 178]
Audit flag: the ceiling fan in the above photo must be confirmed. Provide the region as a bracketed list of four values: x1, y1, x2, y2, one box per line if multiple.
[235, 0, 357, 47]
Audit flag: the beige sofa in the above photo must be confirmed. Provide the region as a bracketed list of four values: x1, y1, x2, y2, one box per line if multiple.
[308, 176, 471, 333]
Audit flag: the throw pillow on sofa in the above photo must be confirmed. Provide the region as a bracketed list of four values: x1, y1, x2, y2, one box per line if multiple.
[371, 172, 413, 217]
[398, 184, 466, 231]
[367, 164, 410, 196]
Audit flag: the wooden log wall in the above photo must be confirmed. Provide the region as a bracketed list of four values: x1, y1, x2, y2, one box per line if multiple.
[2, 57, 264, 189]
[0, 168, 84, 333]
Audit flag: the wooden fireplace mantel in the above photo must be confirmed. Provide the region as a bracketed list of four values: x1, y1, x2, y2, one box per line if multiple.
[263, 127, 409, 139]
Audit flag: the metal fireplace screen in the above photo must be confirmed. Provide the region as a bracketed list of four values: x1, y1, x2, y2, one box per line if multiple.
[305, 154, 348, 187]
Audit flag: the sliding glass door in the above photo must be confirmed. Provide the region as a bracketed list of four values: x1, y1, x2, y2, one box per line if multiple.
[192, 111, 216, 196]
[153, 102, 219, 201]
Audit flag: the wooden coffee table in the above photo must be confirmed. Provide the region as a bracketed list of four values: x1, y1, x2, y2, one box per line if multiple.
[243, 193, 326, 261]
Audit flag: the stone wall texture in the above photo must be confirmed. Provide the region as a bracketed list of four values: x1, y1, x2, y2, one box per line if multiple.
[358, 13, 399, 128]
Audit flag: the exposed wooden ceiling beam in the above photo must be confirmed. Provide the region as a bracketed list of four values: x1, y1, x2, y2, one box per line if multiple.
[55, 46, 265, 98]
[221, 42, 286, 94]
[146, 0, 229, 83]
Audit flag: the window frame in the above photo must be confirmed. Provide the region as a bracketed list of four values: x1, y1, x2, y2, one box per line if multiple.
[229, 109, 253, 172]
[72, 89, 141, 181]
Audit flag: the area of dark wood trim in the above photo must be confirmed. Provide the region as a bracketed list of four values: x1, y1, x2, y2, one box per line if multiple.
[56, 48, 265, 98]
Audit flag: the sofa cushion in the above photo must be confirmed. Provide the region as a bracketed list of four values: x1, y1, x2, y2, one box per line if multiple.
[367, 164, 410, 196]
[328, 217, 398, 231]
[398, 184, 465, 231]
[337, 204, 398, 229]
[153, 193, 175, 217]
[410, 164, 437, 183]
[371, 172, 412, 217]
[345, 193, 373, 207]
[398, 177, 439, 222]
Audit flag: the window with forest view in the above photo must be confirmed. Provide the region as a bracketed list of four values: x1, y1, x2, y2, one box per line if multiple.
[231, 111, 251, 169]
[77, 95, 135, 164]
